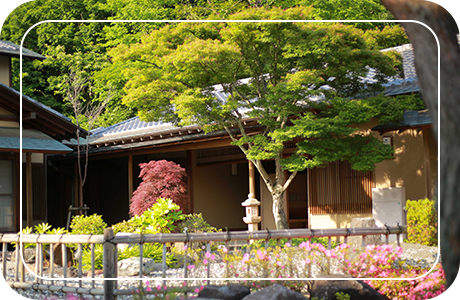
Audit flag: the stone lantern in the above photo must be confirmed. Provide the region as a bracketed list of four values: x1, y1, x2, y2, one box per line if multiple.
[242, 193, 261, 231]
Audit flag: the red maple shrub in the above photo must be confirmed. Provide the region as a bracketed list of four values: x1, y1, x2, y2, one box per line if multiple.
[129, 160, 188, 216]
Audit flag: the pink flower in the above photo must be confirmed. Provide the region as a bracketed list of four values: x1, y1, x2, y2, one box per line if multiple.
[187, 264, 195, 270]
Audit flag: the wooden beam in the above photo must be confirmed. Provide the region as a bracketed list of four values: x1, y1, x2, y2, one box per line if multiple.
[0, 114, 17, 121]
[26, 153, 33, 228]
[23, 112, 36, 121]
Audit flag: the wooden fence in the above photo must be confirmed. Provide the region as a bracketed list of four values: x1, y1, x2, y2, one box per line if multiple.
[0, 225, 406, 300]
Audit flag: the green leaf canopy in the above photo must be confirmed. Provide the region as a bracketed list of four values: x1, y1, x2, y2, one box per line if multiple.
[112, 7, 402, 172]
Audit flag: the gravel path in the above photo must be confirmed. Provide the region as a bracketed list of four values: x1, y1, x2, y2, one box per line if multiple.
[3, 242, 441, 300]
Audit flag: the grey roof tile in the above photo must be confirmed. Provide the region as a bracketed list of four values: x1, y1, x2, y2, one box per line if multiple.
[0, 128, 72, 152]
[0, 40, 46, 60]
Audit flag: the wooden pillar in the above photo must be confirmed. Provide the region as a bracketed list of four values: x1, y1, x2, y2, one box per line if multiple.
[423, 128, 432, 199]
[248, 161, 256, 196]
[26, 152, 33, 228]
[187, 150, 194, 213]
[128, 155, 133, 213]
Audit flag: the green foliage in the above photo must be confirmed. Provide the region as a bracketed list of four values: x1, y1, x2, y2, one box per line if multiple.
[312, 292, 350, 300]
[110, 8, 406, 229]
[81, 242, 174, 271]
[34, 223, 52, 234]
[363, 26, 410, 49]
[128, 198, 185, 234]
[13, 223, 68, 249]
[70, 214, 107, 235]
[175, 213, 221, 234]
[81, 244, 104, 271]
[250, 237, 337, 250]
[274, 96, 395, 172]
[119, 243, 174, 265]
[114, 10, 402, 170]
[1, 0, 402, 129]
[299, 0, 395, 30]
[405, 199, 438, 246]
[112, 220, 137, 235]
[335, 292, 351, 300]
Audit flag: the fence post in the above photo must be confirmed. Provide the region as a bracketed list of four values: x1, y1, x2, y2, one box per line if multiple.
[104, 228, 116, 300]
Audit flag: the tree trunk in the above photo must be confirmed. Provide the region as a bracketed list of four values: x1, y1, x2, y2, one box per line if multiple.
[272, 186, 289, 229]
[251, 158, 292, 230]
[380, 0, 460, 286]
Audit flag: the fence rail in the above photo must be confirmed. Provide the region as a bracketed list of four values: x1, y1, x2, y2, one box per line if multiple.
[0, 225, 407, 300]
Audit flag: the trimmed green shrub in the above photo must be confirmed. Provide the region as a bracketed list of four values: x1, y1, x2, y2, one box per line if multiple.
[405, 198, 438, 246]
[111, 220, 137, 234]
[175, 213, 221, 234]
[128, 198, 185, 234]
[70, 213, 107, 235]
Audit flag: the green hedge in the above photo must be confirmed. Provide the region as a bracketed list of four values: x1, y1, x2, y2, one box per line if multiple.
[405, 198, 438, 246]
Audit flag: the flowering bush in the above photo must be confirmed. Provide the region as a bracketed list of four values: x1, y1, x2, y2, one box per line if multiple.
[173, 241, 446, 300]
[407, 264, 446, 300]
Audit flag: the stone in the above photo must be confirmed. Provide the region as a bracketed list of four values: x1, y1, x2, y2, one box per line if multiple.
[242, 284, 307, 300]
[11, 248, 36, 263]
[198, 285, 251, 300]
[52, 243, 75, 267]
[118, 257, 161, 276]
[310, 279, 390, 300]
[347, 218, 382, 247]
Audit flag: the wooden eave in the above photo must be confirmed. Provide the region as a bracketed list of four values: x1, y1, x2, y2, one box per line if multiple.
[0, 84, 84, 140]
[373, 123, 433, 135]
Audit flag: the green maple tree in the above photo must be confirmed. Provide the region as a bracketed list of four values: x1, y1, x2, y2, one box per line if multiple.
[107, 7, 418, 229]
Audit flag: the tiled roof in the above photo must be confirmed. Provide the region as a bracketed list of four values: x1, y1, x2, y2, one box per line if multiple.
[87, 43, 424, 147]
[0, 40, 46, 60]
[0, 128, 72, 152]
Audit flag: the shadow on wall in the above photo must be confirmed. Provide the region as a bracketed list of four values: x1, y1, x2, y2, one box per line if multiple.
[374, 129, 426, 200]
